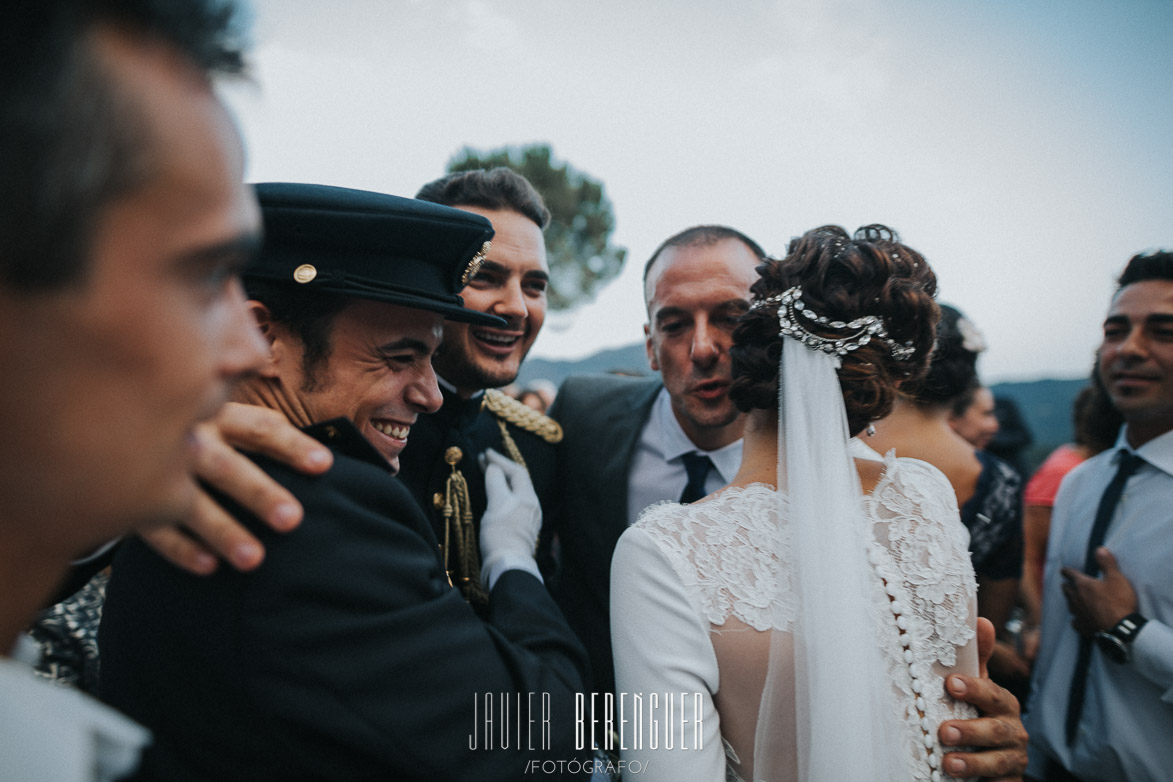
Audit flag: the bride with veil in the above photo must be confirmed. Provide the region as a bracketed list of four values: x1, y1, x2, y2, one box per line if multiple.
[610, 225, 979, 782]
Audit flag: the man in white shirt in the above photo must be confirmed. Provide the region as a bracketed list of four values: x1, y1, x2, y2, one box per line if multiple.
[1026, 250, 1173, 782]
[551, 227, 761, 707]
[552, 225, 1029, 779]
[1, 2, 278, 778]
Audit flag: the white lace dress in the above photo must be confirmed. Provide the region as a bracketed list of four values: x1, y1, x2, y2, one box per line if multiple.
[610, 451, 979, 782]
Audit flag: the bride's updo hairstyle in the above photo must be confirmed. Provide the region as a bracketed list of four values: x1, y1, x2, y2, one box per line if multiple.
[729, 224, 939, 437]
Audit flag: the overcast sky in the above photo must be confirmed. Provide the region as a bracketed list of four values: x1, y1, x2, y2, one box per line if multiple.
[222, 0, 1173, 383]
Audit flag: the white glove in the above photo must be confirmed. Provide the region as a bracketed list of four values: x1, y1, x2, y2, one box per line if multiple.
[479, 449, 543, 590]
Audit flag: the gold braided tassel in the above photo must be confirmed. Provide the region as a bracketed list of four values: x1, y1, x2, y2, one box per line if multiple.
[440, 447, 488, 604]
[494, 419, 542, 556]
[495, 418, 527, 468]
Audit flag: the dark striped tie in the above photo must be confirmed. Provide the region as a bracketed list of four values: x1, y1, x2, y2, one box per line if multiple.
[1064, 450, 1145, 744]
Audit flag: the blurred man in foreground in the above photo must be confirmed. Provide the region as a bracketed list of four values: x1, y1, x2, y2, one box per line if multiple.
[0, 1, 280, 778]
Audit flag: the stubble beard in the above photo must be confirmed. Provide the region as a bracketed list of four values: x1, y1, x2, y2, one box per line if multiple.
[676, 394, 742, 440]
[434, 335, 524, 394]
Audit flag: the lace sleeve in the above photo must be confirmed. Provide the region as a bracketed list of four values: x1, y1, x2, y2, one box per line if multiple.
[867, 455, 978, 668]
[633, 487, 793, 632]
[865, 456, 980, 781]
[611, 525, 727, 782]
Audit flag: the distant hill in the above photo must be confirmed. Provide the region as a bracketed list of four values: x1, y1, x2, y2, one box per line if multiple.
[988, 377, 1089, 474]
[518, 342, 651, 387]
[520, 342, 1089, 476]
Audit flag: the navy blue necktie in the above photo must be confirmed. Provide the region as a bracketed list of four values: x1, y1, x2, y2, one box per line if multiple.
[1064, 450, 1145, 744]
[679, 452, 714, 504]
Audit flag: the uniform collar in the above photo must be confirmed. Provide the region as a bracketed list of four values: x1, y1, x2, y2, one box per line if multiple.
[435, 375, 485, 426]
[436, 374, 485, 402]
[302, 418, 391, 472]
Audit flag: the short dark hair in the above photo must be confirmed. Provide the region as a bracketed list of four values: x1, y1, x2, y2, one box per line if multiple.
[415, 168, 550, 230]
[0, 0, 248, 291]
[642, 225, 767, 284]
[244, 278, 349, 391]
[949, 382, 984, 420]
[729, 224, 940, 436]
[905, 303, 980, 409]
[1116, 250, 1173, 291]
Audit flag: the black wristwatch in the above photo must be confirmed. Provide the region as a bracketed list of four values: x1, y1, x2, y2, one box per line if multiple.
[1094, 612, 1148, 664]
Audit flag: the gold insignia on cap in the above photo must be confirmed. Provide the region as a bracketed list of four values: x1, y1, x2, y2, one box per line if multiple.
[460, 241, 491, 287]
[293, 264, 318, 284]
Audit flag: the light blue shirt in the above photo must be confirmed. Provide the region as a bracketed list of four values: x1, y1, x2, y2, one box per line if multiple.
[1, 651, 148, 782]
[1025, 426, 1173, 781]
[626, 388, 743, 526]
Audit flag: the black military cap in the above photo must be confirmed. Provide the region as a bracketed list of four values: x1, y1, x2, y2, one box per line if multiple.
[247, 182, 505, 327]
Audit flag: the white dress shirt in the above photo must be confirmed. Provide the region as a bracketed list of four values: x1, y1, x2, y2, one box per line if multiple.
[1, 647, 149, 782]
[1025, 426, 1173, 781]
[626, 388, 743, 526]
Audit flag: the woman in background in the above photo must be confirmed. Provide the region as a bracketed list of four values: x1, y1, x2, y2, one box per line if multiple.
[949, 384, 1000, 451]
[869, 305, 1027, 690]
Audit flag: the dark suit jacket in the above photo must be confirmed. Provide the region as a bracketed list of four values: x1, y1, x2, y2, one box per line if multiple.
[547, 375, 661, 701]
[99, 419, 589, 782]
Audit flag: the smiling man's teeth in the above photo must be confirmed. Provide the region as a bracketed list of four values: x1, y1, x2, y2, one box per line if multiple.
[474, 330, 518, 345]
[373, 422, 409, 439]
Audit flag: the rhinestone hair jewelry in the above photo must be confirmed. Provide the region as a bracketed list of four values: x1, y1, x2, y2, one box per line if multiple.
[749, 286, 917, 365]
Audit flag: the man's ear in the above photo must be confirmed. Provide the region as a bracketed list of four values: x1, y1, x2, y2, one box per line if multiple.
[247, 301, 282, 378]
[644, 322, 659, 372]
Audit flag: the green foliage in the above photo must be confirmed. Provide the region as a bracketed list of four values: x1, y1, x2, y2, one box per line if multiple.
[447, 143, 626, 311]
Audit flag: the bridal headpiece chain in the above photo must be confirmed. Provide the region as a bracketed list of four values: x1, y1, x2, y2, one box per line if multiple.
[749, 286, 915, 365]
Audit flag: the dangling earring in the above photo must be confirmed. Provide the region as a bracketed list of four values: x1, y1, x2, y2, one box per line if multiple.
[866, 423, 876, 437]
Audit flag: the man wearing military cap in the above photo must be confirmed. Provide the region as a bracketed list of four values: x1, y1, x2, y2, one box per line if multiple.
[99, 183, 589, 781]
[405, 168, 564, 603]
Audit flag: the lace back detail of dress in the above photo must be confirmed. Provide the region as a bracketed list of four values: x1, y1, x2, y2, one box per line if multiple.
[634, 454, 979, 782]
[637, 483, 793, 633]
[864, 455, 979, 781]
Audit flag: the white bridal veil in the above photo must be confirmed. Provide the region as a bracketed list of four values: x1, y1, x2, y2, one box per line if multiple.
[754, 315, 907, 781]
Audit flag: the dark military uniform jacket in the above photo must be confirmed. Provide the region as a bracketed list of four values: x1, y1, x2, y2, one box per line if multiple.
[397, 384, 562, 598]
[99, 419, 588, 782]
